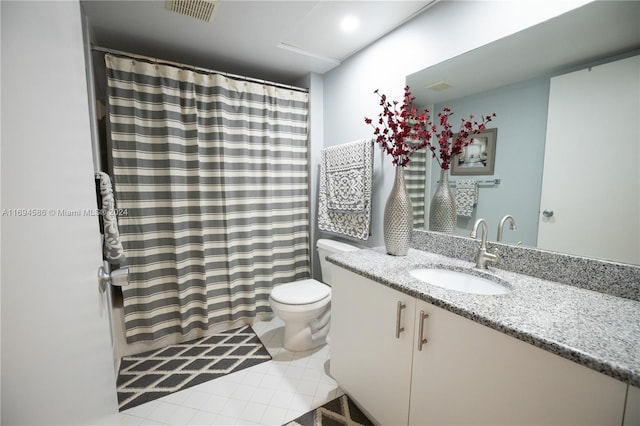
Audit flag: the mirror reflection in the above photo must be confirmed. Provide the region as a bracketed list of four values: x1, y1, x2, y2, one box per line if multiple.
[406, 1, 640, 265]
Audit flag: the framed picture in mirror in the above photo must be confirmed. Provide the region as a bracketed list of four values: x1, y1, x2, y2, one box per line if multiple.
[451, 128, 497, 175]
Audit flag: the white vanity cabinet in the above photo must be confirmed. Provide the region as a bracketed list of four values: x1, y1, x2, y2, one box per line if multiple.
[625, 385, 640, 425]
[409, 299, 625, 425]
[330, 266, 628, 425]
[330, 265, 417, 425]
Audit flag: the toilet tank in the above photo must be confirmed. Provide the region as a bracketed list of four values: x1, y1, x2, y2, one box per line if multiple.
[316, 239, 360, 285]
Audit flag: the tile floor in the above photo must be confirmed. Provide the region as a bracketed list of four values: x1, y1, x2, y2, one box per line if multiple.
[117, 317, 344, 425]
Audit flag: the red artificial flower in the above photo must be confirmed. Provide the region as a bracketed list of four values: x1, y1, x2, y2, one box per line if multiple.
[364, 86, 496, 169]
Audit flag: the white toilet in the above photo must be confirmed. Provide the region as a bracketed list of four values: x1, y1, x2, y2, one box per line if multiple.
[269, 238, 360, 352]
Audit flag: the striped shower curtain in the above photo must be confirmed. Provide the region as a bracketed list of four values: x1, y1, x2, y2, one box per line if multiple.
[406, 148, 427, 229]
[105, 54, 310, 343]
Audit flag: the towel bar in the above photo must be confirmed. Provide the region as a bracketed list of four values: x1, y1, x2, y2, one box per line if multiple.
[437, 177, 501, 185]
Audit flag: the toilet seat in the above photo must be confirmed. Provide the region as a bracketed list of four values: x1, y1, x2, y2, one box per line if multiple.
[270, 279, 330, 305]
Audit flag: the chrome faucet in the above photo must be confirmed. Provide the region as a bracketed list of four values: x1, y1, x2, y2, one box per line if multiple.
[497, 215, 517, 241]
[470, 218, 499, 269]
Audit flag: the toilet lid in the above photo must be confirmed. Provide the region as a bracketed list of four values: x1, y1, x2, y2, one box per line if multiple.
[270, 279, 330, 305]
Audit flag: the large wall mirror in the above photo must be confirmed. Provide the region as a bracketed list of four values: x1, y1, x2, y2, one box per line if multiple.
[407, 1, 640, 265]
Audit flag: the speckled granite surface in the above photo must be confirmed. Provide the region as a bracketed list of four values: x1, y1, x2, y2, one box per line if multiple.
[327, 247, 640, 387]
[411, 230, 640, 302]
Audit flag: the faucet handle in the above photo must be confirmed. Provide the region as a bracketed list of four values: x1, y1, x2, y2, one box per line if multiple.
[476, 245, 500, 269]
[488, 247, 500, 263]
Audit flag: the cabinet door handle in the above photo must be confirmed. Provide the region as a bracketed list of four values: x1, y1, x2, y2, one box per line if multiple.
[395, 301, 406, 338]
[418, 310, 429, 351]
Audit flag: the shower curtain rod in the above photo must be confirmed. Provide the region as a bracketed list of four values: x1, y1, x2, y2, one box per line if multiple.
[91, 45, 309, 93]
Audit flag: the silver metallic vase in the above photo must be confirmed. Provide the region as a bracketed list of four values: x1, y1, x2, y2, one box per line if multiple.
[384, 166, 413, 256]
[429, 168, 457, 233]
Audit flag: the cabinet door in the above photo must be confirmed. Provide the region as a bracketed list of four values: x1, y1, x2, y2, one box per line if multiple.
[330, 268, 416, 425]
[625, 385, 640, 426]
[409, 300, 626, 425]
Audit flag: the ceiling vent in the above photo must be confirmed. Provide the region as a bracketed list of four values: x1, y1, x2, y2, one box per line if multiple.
[165, 0, 217, 22]
[425, 81, 454, 92]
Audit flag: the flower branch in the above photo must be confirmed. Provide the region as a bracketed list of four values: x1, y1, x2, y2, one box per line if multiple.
[365, 86, 496, 169]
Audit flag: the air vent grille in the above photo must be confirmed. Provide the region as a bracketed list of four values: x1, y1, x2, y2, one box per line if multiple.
[425, 81, 454, 92]
[165, 0, 217, 22]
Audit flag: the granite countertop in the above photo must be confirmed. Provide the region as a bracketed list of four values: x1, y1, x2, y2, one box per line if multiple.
[327, 247, 640, 387]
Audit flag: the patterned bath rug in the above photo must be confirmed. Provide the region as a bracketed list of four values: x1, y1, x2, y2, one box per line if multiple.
[116, 324, 271, 411]
[285, 395, 374, 426]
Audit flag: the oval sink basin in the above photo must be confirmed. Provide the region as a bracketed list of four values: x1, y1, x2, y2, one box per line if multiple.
[409, 268, 511, 295]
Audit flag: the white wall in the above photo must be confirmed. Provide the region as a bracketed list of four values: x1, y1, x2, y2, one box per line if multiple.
[1, 1, 119, 424]
[293, 72, 325, 281]
[321, 0, 590, 248]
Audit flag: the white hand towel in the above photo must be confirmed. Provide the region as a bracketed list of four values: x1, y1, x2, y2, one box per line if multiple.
[98, 172, 127, 264]
[455, 179, 478, 217]
[318, 139, 374, 240]
[324, 139, 371, 212]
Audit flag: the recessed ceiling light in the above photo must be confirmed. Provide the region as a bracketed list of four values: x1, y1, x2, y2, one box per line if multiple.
[340, 15, 359, 33]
